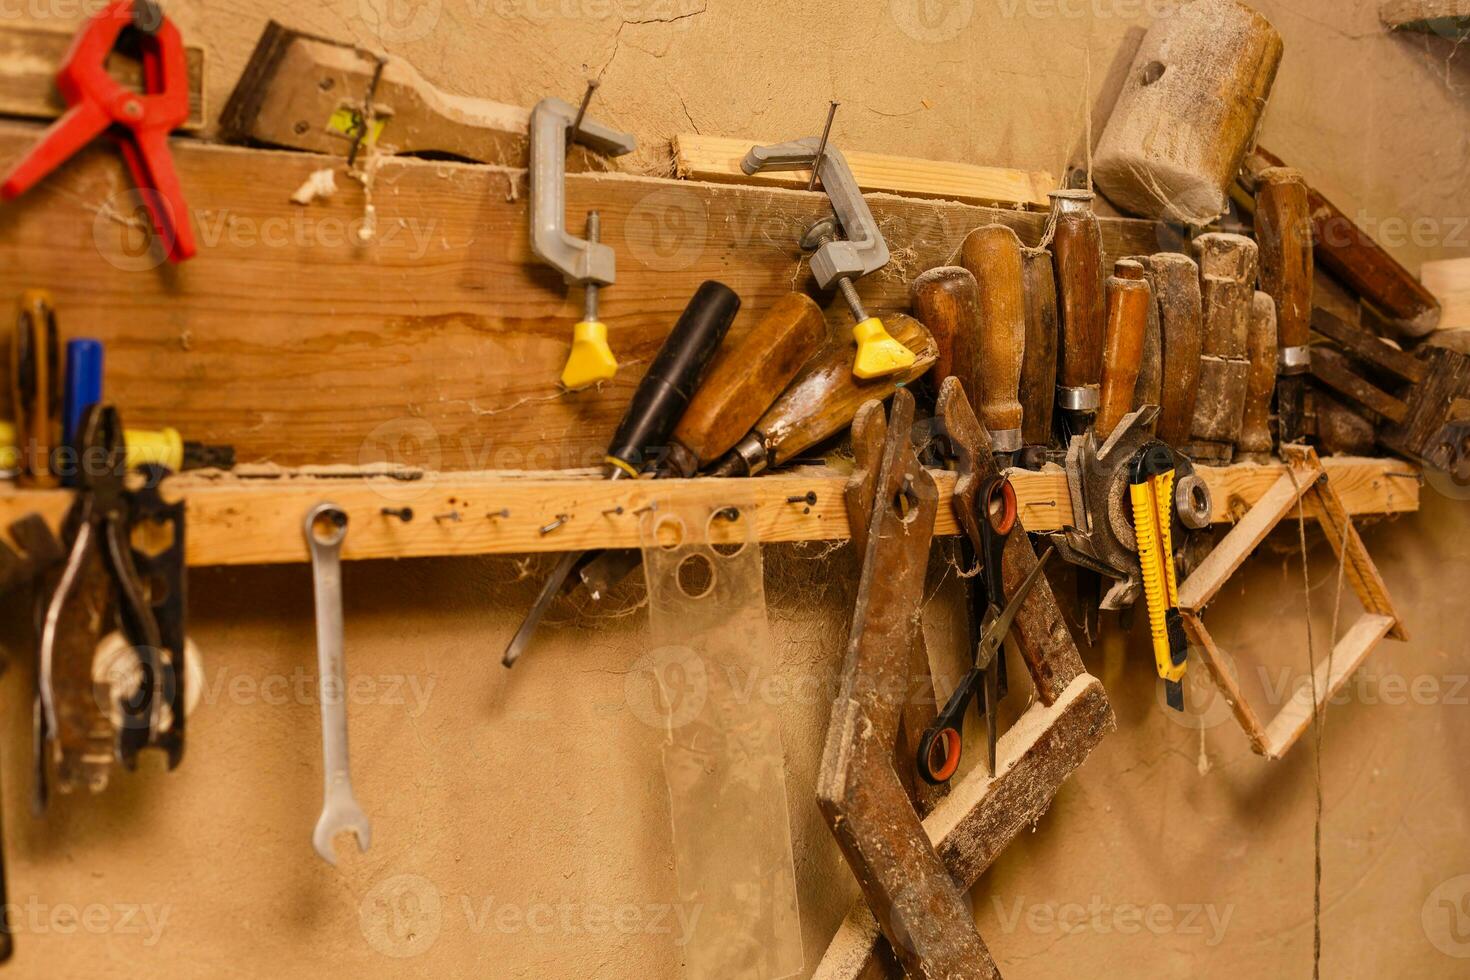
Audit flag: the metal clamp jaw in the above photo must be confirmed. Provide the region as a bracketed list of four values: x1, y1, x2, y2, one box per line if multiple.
[528, 97, 637, 286]
[741, 138, 889, 288]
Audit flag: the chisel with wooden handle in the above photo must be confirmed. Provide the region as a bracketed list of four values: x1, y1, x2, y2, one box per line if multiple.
[664, 294, 827, 478]
[11, 290, 60, 488]
[1238, 291, 1279, 463]
[955, 225, 1027, 464]
[1049, 190, 1106, 436]
[1124, 258, 1163, 436]
[502, 281, 740, 667]
[1097, 260, 1152, 440]
[1254, 167, 1313, 445]
[1020, 248, 1059, 458]
[1138, 253, 1203, 447]
[709, 313, 937, 478]
[1187, 233, 1258, 463]
[911, 267, 980, 403]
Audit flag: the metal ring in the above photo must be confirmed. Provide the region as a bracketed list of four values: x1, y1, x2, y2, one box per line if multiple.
[1174, 473, 1213, 530]
[1279, 345, 1312, 374]
[1057, 386, 1100, 412]
[990, 428, 1023, 454]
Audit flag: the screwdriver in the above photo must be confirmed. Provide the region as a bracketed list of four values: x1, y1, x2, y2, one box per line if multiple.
[502, 280, 741, 667]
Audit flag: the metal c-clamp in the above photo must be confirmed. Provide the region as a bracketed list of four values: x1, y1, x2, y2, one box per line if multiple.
[528, 96, 637, 389]
[742, 138, 914, 380]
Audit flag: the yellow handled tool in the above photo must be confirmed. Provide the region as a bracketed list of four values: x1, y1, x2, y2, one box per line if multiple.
[1130, 442, 1188, 711]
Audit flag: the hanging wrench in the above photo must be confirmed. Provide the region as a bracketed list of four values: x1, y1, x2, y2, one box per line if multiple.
[305, 504, 371, 866]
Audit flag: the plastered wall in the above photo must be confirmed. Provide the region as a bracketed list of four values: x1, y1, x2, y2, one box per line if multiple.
[1, 1, 1469, 977]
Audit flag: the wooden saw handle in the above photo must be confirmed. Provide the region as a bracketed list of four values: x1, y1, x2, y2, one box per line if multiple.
[670, 293, 826, 474]
[956, 225, 1027, 452]
[1020, 248, 1059, 447]
[1050, 191, 1106, 419]
[1097, 261, 1152, 439]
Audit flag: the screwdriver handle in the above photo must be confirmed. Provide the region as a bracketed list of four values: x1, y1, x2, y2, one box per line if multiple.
[957, 225, 1027, 454]
[605, 280, 740, 476]
[12, 290, 60, 488]
[910, 266, 980, 391]
[1020, 249, 1059, 448]
[1049, 191, 1106, 425]
[667, 293, 826, 476]
[1097, 261, 1152, 440]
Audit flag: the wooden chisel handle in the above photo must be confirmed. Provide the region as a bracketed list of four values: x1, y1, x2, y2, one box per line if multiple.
[1245, 147, 1440, 335]
[1254, 167, 1313, 444]
[11, 290, 60, 488]
[1193, 233, 1258, 358]
[1126, 257, 1163, 435]
[1049, 190, 1105, 427]
[910, 266, 980, 391]
[1139, 253, 1203, 447]
[1238, 291, 1278, 463]
[667, 293, 826, 476]
[1020, 248, 1059, 449]
[709, 314, 937, 477]
[1096, 261, 1152, 439]
[956, 225, 1027, 454]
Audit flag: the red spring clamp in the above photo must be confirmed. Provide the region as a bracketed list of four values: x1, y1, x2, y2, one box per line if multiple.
[1, 1, 195, 262]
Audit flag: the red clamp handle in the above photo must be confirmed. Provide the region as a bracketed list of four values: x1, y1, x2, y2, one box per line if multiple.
[2, 1, 194, 261]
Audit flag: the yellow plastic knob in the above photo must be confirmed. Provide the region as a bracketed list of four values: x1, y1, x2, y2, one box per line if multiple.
[851, 317, 917, 381]
[124, 427, 184, 473]
[560, 320, 619, 390]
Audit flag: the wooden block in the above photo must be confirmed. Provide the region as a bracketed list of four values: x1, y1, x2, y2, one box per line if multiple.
[1423, 257, 1470, 330]
[0, 24, 206, 131]
[1380, 0, 1470, 36]
[673, 134, 1053, 210]
[0, 120, 1159, 474]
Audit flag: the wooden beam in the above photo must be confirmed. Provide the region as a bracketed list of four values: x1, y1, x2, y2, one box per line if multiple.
[1423, 257, 1470, 330]
[0, 457, 1417, 569]
[0, 24, 206, 131]
[0, 120, 1159, 474]
[674, 134, 1054, 211]
[1381, 0, 1470, 37]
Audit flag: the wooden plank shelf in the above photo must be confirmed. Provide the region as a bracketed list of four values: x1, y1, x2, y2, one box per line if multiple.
[0, 457, 1419, 568]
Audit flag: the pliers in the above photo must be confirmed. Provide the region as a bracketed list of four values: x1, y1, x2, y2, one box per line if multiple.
[40, 404, 181, 795]
[2, 0, 195, 262]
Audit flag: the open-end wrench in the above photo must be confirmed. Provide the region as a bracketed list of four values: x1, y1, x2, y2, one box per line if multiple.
[305, 503, 371, 866]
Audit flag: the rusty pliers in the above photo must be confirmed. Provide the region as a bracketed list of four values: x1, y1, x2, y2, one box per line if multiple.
[39, 404, 181, 792]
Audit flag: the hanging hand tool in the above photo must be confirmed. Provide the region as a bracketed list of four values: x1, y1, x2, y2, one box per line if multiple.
[664, 294, 827, 478]
[742, 138, 914, 380]
[1097, 260, 1153, 440]
[11, 290, 60, 488]
[305, 503, 371, 866]
[955, 225, 1028, 464]
[1050, 190, 1106, 437]
[1130, 442, 1188, 711]
[910, 268, 976, 391]
[1124, 257, 1164, 436]
[1020, 248, 1060, 460]
[707, 313, 936, 478]
[817, 387, 997, 978]
[503, 282, 740, 666]
[2, 1, 196, 262]
[1254, 167, 1314, 445]
[39, 405, 179, 795]
[529, 90, 637, 389]
[919, 547, 1054, 784]
[1138, 253, 1204, 447]
[1237, 292, 1279, 464]
[1186, 233, 1258, 464]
